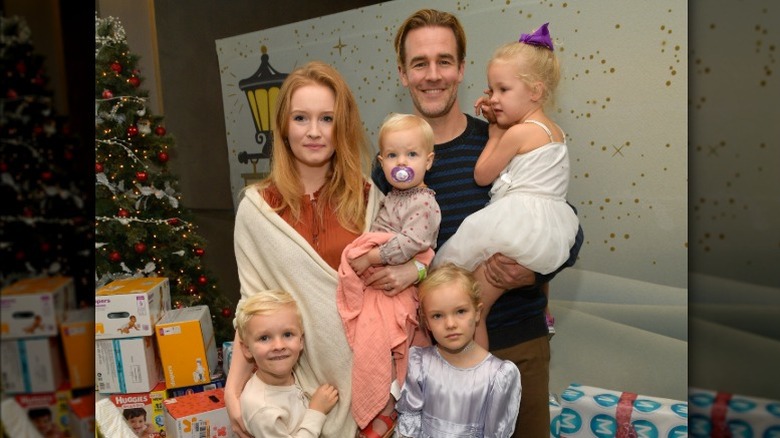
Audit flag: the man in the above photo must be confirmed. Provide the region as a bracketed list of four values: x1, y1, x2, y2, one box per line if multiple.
[371, 9, 583, 438]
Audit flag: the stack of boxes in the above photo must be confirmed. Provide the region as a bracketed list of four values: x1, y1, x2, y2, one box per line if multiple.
[0, 276, 86, 437]
[94, 277, 227, 437]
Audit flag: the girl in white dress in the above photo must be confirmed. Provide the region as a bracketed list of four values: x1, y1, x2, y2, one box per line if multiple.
[432, 23, 579, 349]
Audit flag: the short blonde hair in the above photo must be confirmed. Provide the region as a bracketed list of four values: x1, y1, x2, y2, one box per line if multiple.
[234, 289, 302, 341]
[378, 113, 434, 154]
[418, 263, 481, 313]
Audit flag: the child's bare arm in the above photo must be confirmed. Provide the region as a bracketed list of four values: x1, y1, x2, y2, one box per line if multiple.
[348, 248, 382, 276]
[309, 384, 339, 415]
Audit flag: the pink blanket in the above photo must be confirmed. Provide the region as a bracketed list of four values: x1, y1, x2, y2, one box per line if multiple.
[336, 232, 433, 429]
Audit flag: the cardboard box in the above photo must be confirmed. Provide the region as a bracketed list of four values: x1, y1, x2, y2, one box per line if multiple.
[0, 276, 75, 339]
[689, 387, 780, 437]
[167, 372, 226, 398]
[558, 383, 688, 437]
[163, 388, 234, 438]
[95, 277, 171, 339]
[108, 381, 167, 437]
[13, 381, 72, 437]
[0, 336, 64, 394]
[68, 392, 96, 438]
[156, 305, 219, 389]
[59, 307, 95, 389]
[95, 336, 162, 394]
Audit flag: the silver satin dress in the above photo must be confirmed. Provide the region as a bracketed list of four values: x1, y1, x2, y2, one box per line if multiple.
[395, 346, 522, 438]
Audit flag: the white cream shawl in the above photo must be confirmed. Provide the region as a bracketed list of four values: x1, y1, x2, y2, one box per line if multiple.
[233, 184, 381, 437]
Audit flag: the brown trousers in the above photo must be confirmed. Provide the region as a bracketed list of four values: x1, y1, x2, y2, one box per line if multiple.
[492, 335, 551, 438]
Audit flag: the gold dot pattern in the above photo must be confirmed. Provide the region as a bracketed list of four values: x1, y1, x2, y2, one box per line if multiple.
[216, 0, 691, 287]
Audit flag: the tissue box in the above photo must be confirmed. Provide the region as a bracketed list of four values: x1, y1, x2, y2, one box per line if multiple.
[13, 382, 72, 437]
[559, 383, 688, 437]
[155, 305, 218, 389]
[95, 336, 162, 394]
[95, 277, 171, 339]
[163, 388, 233, 438]
[167, 372, 226, 398]
[689, 387, 780, 437]
[0, 336, 64, 394]
[59, 307, 95, 389]
[108, 381, 167, 437]
[0, 276, 75, 339]
[550, 393, 562, 438]
[68, 392, 96, 438]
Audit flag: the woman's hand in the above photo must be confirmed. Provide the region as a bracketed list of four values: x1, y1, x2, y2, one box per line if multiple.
[364, 260, 418, 296]
[483, 253, 536, 290]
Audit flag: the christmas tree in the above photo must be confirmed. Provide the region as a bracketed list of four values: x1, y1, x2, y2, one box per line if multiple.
[0, 15, 92, 303]
[94, 14, 233, 344]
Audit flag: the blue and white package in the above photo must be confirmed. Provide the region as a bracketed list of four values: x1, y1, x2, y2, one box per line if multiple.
[689, 387, 780, 438]
[222, 341, 233, 377]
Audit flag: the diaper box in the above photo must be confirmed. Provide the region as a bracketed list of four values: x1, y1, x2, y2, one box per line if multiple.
[95, 277, 171, 339]
[13, 381, 72, 437]
[163, 388, 234, 438]
[59, 307, 95, 389]
[68, 392, 96, 438]
[167, 371, 226, 398]
[155, 305, 219, 389]
[0, 336, 64, 394]
[108, 380, 168, 438]
[95, 336, 162, 394]
[0, 276, 75, 339]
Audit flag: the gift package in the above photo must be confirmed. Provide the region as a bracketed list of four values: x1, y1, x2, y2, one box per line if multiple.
[155, 305, 219, 389]
[95, 277, 171, 339]
[163, 388, 234, 438]
[689, 387, 780, 437]
[558, 383, 688, 437]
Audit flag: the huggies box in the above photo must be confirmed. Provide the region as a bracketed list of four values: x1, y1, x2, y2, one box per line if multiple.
[0, 276, 75, 339]
[13, 382, 72, 437]
[155, 305, 219, 389]
[163, 388, 233, 438]
[95, 277, 171, 339]
[59, 307, 95, 389]
[95, 336, 162, 394]
[1, 336, 64, 394]
[108, 381, 168, 437]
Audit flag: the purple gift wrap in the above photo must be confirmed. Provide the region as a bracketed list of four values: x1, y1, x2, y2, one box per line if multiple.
[689, 387, 780, 438]
[558, 383, 687, 438]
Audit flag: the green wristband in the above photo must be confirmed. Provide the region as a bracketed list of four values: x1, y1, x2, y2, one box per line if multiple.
[414, 260, 427, 284]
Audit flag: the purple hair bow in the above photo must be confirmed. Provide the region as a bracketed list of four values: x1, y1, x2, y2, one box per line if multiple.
[519, 22, 554, 51]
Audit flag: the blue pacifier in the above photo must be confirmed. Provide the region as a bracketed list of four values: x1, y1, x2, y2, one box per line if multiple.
[391, 166, 415, 183]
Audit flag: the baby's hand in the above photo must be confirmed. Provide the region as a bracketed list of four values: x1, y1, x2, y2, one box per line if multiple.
[309, 384, 339, 414]
[348, 254, 372, 276]
[474, 89, 496, 123]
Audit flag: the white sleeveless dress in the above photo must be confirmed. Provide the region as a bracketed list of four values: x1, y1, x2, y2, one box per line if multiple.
[432, 120, 579, 275]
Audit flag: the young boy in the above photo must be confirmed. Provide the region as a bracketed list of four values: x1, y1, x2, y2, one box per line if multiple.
[235, 289, 339, 437]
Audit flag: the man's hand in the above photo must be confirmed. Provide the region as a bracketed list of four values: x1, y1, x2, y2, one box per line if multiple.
[483, 253, 536, 290]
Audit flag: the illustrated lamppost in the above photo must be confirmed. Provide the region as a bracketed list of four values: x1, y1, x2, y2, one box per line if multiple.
[238, 45, 287, 185]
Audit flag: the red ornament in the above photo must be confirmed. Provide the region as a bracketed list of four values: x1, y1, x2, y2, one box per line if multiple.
[40, 242, 51, 252]
[127, 125, 139, 137]
[135, 171, 148, 182]
[167, 218, 180, 226]
[221, 308, 233, 318]
[134, 242, 147, 254]
[22, 207, 34, 217]
[194, 247, 205, 257]
[128, 76, 140, 87]
[188, 285, 198, 295]
[32, 126, 43, 136]
[15, 251, 26, 261]
[110, 62, 123, 73]
[118, 208, 130, 218]
[101, 89, 113, 99]
[0, 162, 7, 172]
[198, 275, 208, 285]
[95, 162, 104, 173]
[155, 126, 167, 136]
[41, 171, 53, 181]
[6, 89, 18, 99]
[109, 251, 122, 263]
[157, 151, 169, 163]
